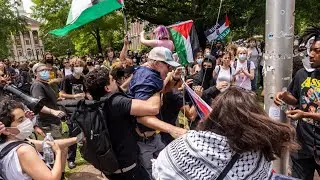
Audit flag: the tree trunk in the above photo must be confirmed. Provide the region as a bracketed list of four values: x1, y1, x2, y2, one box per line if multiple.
[95, 28, 102, 54]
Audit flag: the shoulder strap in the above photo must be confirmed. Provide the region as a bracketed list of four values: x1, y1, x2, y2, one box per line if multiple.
[217, 65, 221, 75]
[234, 60, 237, 69]
[0, 141, 26, 159]
[247, 61, 251, 71]
[216, 153, 240, 180]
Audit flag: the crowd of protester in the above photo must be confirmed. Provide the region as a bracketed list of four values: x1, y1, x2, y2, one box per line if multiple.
[0, 24, 319, 180]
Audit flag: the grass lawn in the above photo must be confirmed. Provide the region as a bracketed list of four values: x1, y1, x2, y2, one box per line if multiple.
[61, 122, 88, 179]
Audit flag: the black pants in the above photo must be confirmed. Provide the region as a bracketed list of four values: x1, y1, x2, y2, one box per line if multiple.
[259, 65, 263, 87]
[106, 165, 151, 180]
[291, 155, 320, 180]
[67, 122, 77, 162]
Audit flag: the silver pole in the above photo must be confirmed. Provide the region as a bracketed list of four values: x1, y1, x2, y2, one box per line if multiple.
[264, 0, 295, 175]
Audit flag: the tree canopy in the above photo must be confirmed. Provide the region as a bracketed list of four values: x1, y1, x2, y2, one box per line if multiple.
[31, 0, 124, 57]
[0, 0, 26, 58]
[30, 0, 320, 55]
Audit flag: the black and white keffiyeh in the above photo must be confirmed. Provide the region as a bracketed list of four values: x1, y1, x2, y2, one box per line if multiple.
[152, 130, 273, 180]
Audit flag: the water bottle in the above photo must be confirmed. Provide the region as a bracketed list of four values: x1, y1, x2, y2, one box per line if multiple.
[43, 133, 55, 165]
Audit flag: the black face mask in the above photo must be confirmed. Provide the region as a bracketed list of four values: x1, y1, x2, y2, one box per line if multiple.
[87, 62, 93, 66]
[203, 68, 213, 78]
[46, 58, 53, 64]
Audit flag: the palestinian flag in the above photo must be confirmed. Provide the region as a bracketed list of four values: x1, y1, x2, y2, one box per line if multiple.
[184, 81, 212, 120]
[204, 15, 230, 42]
[50, 0, 123, 36]
[169, 20, 200, 65]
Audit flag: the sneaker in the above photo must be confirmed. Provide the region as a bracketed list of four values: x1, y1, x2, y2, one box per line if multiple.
[68, 161, 76, 169]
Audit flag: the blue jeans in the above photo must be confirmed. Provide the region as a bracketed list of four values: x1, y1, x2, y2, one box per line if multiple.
[251, 68, 259, 91]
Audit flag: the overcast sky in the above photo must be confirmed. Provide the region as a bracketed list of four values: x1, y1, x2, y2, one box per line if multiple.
[22, 0, 33, 13]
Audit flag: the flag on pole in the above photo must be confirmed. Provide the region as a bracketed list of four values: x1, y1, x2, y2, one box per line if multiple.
[50, 0, 123, 36]
[204, 15, 230, 42]
[184, 82, 212, 119]
[169, 20, 200, 65]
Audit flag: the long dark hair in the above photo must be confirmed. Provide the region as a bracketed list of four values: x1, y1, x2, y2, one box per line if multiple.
[198, 86, 299, 161]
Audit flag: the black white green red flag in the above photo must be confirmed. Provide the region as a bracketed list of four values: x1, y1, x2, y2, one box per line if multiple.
[50, 0, 123, 36]
[169, 20, 200, 65]
[204, 15, 230, 42]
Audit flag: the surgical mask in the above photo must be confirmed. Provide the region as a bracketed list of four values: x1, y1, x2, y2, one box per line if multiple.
[74, 67, 83, 74]
[95, 65, 100, 69]
[39, 71, 50, 81]
[15, 119, 34, 140]
[238, 54, 247, 61]
[196, 58, 203, 65]
[205, 52, 211, 56]
[302, 56, 315, 72]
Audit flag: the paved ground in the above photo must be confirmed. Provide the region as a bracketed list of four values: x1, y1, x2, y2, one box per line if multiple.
[69, 165, 107, 180]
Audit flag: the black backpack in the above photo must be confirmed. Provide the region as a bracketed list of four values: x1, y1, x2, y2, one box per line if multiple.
[70, 93, 119, 175]
[0, 141, 29, 180]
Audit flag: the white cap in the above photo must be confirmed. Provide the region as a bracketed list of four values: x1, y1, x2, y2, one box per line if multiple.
[32, 63, 46, 74]
[148, 47, 181, 67]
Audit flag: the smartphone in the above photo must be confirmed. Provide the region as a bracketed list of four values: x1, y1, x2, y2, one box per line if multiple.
[6, 127, 20, 135]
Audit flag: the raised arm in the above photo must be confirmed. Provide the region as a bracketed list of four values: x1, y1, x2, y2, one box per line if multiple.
[120, 36, 130, 62]
[137, 116, 187, 138]
[140, 31, 158, 47]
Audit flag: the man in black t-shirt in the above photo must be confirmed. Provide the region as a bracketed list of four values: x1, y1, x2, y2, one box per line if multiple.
[275, 26, 320, 180]
[60, 58, 90, 169]
[31, 63, 65, 138]
[84, 67, 186, 179]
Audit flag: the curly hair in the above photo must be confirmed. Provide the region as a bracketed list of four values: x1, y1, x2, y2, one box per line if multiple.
[84, 67, 110, 100]
[69, 57, 85, 67]
[0, 97, 24, 142]
[300, 25, 320, 45]
[198, 86, 299, 161]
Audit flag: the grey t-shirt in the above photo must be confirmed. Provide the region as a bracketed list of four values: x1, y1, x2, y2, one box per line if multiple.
[30, 81, 60, 126]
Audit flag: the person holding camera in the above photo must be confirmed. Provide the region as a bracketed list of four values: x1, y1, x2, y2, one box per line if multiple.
[0, 98, 80, 180]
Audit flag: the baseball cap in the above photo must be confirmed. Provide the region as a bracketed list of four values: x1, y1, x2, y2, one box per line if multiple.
[148, 47, 180, 67]
[32, 63, 46, 74]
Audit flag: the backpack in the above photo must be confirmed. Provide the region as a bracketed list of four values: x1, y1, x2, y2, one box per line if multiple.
[0, 141, 29, 180]
[69, 93, 120, 175]
[233, 59, 251, 71]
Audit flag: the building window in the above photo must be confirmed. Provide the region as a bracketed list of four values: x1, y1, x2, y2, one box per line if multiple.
[33, 31, 39, 44]
[27, 49, 32, 58]
[23, 31, 30, 39]
[25, 40, 30, 45]
[15, 36, 21, 45]
[18, 51, 22, 57]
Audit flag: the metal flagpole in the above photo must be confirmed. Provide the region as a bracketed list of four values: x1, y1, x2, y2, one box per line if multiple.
[264, 0, 295, 175]
[121, 0, 128, 35]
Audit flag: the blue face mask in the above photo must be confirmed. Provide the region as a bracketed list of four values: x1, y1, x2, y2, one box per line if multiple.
[39, 71, 50, 81]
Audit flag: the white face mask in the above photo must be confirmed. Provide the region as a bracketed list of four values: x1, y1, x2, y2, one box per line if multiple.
[74, 67, 83, 74]
[196, 58, 203, 65]
[95, 65, 100, 69]
[15, 119, 34, 140]
[238, 54, 247, 61]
